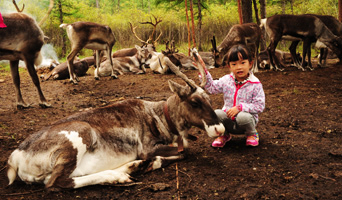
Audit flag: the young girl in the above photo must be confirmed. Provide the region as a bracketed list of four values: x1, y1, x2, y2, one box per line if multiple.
[201, 44, 265, 147]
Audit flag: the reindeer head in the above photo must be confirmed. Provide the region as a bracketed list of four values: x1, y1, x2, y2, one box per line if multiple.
[211, 36, 224, 68]
[135, 45, 152, 65]
[333, 36, 342, 61]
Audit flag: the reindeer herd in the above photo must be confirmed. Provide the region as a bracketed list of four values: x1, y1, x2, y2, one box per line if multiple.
[1, 2, 342, 190]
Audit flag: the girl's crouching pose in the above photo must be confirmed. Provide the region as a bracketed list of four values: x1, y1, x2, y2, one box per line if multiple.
[200, 44, 265, 147]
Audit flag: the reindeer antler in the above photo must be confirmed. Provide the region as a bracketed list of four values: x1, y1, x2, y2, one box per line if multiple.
[191, 48, 207, 88]
[140, 15, 163, 45]
[13, 0, 25, 12]
[171, 40, 179, 53]
[129, 22, 149, 45]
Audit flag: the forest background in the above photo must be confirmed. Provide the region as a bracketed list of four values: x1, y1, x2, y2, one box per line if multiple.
[0, 0, 340, 60]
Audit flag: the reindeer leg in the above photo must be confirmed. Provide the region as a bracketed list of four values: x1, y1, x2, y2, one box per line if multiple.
[107, 46, 118, 79]
[67, 47, 82, 84]
[9, 60, 29, 109]
[94, 50, 101, 80]
[305, 41, 314, 71]
[300, 40, 310, 71]
[319, 48, 328, 68]
[289, 41, 303, 69]
[252, 42, 259, 73]
[267, 40, 283, 71]
[24, 56, 51, 108]
[45, 149, 78, 191]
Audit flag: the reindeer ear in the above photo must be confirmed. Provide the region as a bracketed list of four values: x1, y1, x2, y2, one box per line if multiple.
[135, 45, 141, 50]
[168, 80, 191, 100]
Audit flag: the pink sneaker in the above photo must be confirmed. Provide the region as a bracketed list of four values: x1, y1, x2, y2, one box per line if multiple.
[246, 132, 259, 146]
[211, 134, 231, 148]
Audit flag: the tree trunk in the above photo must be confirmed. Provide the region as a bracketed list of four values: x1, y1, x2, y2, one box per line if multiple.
[117, 0, 120, 11]
[57, 0, 66, 57]
[282, 0, 286, 14]
[238, 0, 243, 24]
[197, 0, 203, 51]
[252, 0, 260, 25]
[339, 0, 342, 22]
[96, 0, 99, 8]
[38, 0, 54, 26]
[185, 0, 191, 55]
[241, 0, 253, 23]
[259, 0, 266, 19]
[190, 0, 196, 48]
[259, 0, 267, 51]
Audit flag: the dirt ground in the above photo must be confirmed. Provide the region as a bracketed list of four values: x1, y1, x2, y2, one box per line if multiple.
[0, 59, 342, 200]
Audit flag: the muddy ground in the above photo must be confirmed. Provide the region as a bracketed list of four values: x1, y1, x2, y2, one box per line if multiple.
[0, 59, 341, 200]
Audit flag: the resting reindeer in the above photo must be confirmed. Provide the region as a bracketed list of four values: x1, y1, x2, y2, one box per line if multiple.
[112, 44, 155, 58]
[260, 14, 342, 71]
[211, 23, 261, 72]
[41, 59, 90, 81]
[7, 49, 225, 190]
[258, 49, 299, 69]
[96, 45, 151, 77]
[60, 21, 116, 83]
[0, 12, 50, 109]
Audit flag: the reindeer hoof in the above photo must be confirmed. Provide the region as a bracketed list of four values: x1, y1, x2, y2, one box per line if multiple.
[39, 102, 52, 108]
[95, 77, 100, 80]
[69, 79, 78, 85]
[17, 103, 32, 110]
[111, 75, 118, 79]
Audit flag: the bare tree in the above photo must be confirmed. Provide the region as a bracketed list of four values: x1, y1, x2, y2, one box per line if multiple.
[38, 0, 54, 26]
[197, 0, 203, 51]
[57, 0, 66, 57]
[259, 0, 266, 19]
[190, 0, 196, 48]
[185, 0, 191, 55]
[339, 0, 342, 22]
[238, 0, 243, 24]
[241, 0, 253, 23]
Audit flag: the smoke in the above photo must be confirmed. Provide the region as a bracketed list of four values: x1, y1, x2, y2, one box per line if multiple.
[37, 44, 60, 68]
[14, 44, 59, 69]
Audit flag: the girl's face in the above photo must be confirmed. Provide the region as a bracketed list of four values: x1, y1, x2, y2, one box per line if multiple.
[228, 57, 253, 82]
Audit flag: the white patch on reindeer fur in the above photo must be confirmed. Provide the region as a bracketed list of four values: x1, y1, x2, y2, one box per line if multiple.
[202, 121, 225, 138]
[58, 131, 87, 166]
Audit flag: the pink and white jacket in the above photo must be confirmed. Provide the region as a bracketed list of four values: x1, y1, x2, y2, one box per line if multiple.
[203, 72, 265, 122]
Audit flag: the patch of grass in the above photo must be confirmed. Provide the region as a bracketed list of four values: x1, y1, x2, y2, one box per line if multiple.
[0, 123, 8, 130]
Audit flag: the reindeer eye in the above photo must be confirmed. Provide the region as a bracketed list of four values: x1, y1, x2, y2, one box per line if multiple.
[190, 101, 201, 108]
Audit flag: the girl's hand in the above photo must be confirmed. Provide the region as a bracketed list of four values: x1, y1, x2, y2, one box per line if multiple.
[226, 106, 240, 119]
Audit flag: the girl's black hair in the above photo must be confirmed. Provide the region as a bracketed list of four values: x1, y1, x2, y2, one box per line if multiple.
[223, 44, 253, 66]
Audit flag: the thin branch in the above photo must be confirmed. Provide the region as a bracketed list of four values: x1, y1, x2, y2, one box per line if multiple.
[12, 0, 25, 12]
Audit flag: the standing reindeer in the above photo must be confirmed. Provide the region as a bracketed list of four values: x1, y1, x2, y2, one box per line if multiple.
[60, 21, 116, 83]
[260, 14, 342, 71]
[211, 23, 261, 72]
[289, 14, 342, 68]
[0, 12, 50, 109]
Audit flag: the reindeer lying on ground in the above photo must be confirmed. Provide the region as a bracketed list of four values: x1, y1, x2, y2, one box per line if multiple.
[260, 14, 342, 71]
[172, 52, 215, 70]
[7, 49, 225, 190]
[95, 45, 151, 77]
[112, 44, 155, 58]
[211, 23, 261, 72]
[0, 12, 50, 109]
[258, 49, 300, 69]
[60, 21, 116, 83]
[41, 58, 92, 81]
